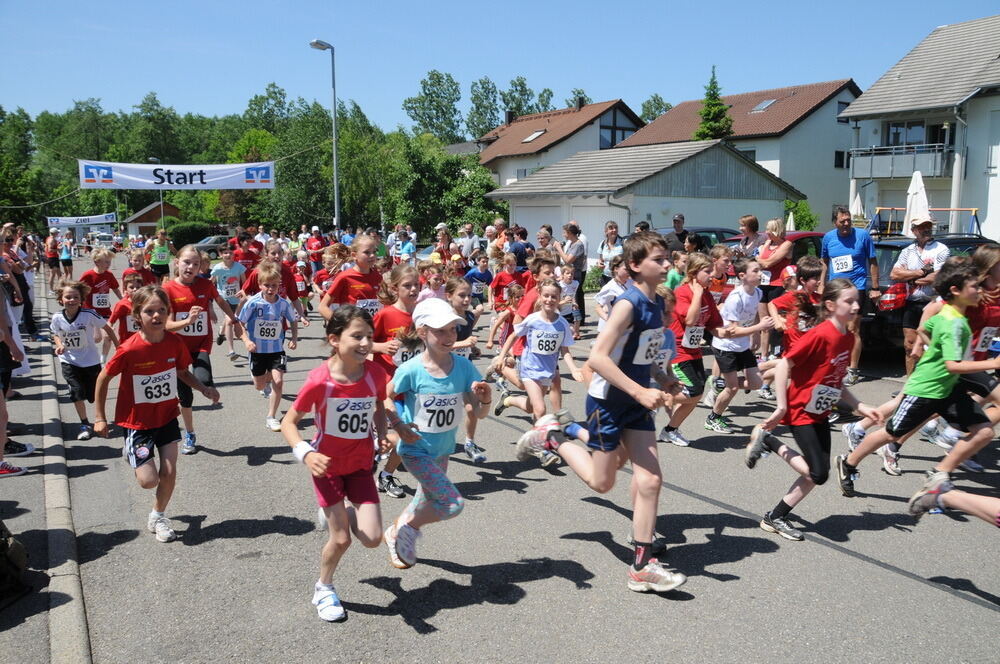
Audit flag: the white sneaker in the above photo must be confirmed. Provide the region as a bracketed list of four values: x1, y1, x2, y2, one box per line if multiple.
[664, 429, 691, 447]
[311, 584, 346, 622]
[265, 417, 282, 432]
[842, 422, 864, 452]
[385, 523, 419, 569]
[77, 425, 93, 441]
[147, 514, 176, 543]
[260, 383, 272, 398]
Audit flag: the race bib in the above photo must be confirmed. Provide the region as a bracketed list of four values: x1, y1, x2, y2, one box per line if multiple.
[62, 329, 84, 349]
[223, 283, 238, 299]
[975, 326, 998, 353]
[471, 281, 486, 295]
[633, 327, 664, 364]
[323, 397, 375, 440]
[176, 311, 207, 337]
[453, 346, 471, 359]
[682, 325, 705, 349]
[832, 255, 854, 274]
[132, 369, 177, 405]
[530, 330, 562, 355]
[93, 292, 110, 309]
[356, 298, 382, 317]
[392, 343, 423, 367]
[656, 346, 674, 370]
[759, 270, 771, 283]
[412, 393, 462, 434]
[126, 317, 141, 333]
[805, 384, 841, 414]
[254, 318, 282, 341]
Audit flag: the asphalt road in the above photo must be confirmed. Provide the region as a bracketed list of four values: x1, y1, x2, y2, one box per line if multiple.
[3, 254, 999, 663]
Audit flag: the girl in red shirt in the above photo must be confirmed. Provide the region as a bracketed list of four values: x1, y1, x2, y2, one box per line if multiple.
[280, 305, 390, 622]
[94, 285, 220, 543]
[745, 279, 881, 541]
[108, 274, 144, 344]
[319, 235, 383, 321]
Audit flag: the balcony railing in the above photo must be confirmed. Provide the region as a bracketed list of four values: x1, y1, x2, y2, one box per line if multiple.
[849, 143, 955, 179]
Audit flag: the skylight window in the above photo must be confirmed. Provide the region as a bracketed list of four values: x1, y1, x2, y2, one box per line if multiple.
[751, 99, 777, 113]
[522, 129, 546, 143]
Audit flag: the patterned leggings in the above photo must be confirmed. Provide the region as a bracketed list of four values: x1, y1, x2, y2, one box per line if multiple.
[401, 454, 464, 521]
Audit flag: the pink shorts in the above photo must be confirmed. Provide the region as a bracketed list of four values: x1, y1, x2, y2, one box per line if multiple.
[312, 468, 380, 508]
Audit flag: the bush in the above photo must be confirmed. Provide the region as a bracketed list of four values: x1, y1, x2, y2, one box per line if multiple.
[784, 199, 818, 231]
[583, 264, 604, 293]
[169, 222, 212, 249]
[160, 216, 182, 229]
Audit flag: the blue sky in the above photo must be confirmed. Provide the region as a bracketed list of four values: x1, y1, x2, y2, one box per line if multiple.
[2, 1, 997, 136]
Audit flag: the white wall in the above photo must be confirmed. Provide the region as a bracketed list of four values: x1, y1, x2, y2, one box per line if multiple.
[960, 95, 1000, 237]
[493, 123, 600, 186]
[509, 195, 628, 266]
[629, 195, 784, 231]
[729, 136, 781, 178]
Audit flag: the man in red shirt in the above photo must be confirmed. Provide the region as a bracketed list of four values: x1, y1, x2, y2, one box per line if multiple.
[305, 226, 328, 273]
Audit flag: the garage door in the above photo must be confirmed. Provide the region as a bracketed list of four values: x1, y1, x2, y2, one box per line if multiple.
[512, 206, 563, 238]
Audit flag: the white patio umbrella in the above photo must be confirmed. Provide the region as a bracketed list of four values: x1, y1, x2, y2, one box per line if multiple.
[786, 210, 796, 231]
[850, 192, 865, 219]
[904, 170, 930, 238]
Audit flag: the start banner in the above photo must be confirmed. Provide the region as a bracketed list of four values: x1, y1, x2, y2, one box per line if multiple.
[47, 213, 117, 226]
[78, 160, 275, 190]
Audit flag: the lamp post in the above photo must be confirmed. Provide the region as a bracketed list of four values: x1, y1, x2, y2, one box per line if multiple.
[147, 157, 164, 229]
[309, 39, 340, 231]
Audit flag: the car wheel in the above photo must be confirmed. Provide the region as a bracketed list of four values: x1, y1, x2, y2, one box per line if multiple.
[208, 250, 218, 260]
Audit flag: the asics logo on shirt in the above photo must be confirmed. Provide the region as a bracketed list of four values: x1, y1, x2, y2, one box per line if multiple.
[422, 395, 460, 408]
[335, 400, 374, 413]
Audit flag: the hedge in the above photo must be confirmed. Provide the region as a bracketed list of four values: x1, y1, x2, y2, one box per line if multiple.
[169, 222, 213, 249]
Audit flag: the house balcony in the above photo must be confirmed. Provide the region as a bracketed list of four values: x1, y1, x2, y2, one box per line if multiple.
[849, 144, 954, 179]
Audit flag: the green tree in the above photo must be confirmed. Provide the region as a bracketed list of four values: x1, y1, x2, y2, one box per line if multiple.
[402, 70, 464, 143]
[267, 99, 333, 230]
[784, 199, 818, 231]
[693, 66, 733, 140]
[215, 128, 277, 226]
[441, 154, 508, 227]
[466, 76, 500, 138]
[0, 106, 45, 226]
[640, 93, 672, 123]
[564, 89, 592, 107]
[500, 77, 535, 117]
[244, 83, 289, 134]
[535, 88, 554, 113]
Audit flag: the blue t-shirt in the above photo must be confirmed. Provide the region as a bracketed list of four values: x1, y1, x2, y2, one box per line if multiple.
[514, 312, 573, 382]
[236, 293, 297, 354]
[464, 267, 493, 300]
[821, 228, 875, 290]
[210, 262, 247, 305]
[393, 354, 481, 458]
[400, 241, 415, 256]
[340, 233, 355, 246]
[587, 285, 665, 401]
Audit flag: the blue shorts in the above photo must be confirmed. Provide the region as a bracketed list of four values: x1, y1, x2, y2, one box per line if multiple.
[584, 393, 655, 452]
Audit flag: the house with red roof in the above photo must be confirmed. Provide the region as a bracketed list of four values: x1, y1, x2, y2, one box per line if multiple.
[618, 79, 861, 222]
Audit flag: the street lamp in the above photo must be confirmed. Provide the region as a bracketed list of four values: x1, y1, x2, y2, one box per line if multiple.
[147, 157, 164, 229]
[309, 38, 341, 231]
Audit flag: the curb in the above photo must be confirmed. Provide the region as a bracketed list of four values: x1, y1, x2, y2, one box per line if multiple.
[38, 286, 94, 664]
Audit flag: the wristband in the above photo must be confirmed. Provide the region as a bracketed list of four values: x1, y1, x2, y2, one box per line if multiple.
[478, 400, 491, 405]
[292, 441, 313, 463]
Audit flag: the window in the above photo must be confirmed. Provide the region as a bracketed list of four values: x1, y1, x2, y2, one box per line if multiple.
[599, 107, 637, 148]
[739, 149, 757, 161]
[885, 120, 925, 147]
[515, 167, 540, 180]
[521, 129, 546, 143]
[837, 101, 850, 123]
[751, 99, 777, 113]
[834, 150, 851, 168]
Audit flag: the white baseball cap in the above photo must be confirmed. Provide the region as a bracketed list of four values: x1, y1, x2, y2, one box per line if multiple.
[49, 227, 58, 233]
[434, 222, 448, 231]
[412, 298, 465, 330]
[311, 225, 321, 232]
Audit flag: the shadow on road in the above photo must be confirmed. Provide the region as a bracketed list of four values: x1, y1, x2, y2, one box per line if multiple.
[197, 444, 295, 466]
[927, 575, 1000, 607]
[172, 514, 314, 545]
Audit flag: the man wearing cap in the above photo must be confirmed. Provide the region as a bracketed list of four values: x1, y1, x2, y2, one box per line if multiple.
[305, 226, 327, 274]
[889, 218, 950, 375]
[663, 213, 688, 253]
[44, 227, 61, 294]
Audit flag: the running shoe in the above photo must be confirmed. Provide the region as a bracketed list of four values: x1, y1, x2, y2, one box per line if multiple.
[700, 385, 718, 409]
[919, 418, 941, 445]
[493, 398, 508, 417]
[515, 426, 550, 462]
[385, 523, 419, 569]
[539, 450, 560, 467]
[261, 383, 272, 398]
[77, 424, 93, 441]
[0, 460, 26, 478]
[704, 414, 732, 434]
[757, 385, 775, 401]
[923, 469, 951, 492]
[835, 454, 857, 497]
[463, 441, 487, 464]
[663, 429, 691, 447]
[842, 422, 865, 452]
[745, 425, 771, 469]
[908, 480, 954, 522]
[495, 378, 511, 399]
[227, 351, 239, 361]
[626, 532, 668, 558]
[828, 410, 840, 424]
[215, 333, 225, 346]
[842, 368, 860, 387]
[4, 440, 34, 457]
[312, 584, 346, 622]
[760, 511, 804, 541]
[377, 474, 405, 498]
[147, 514, 177, 543]
[626, 559, 686, 593]
[180, 431, 197, 455]
[959, 456, 984, 473]
[265, 417, 282, 432]
[879, 444, 901, 476]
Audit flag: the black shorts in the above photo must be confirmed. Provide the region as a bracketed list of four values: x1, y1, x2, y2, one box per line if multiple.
[901, 300, 929, 330]
[60, 258, 72, 268]
[714, 348, 757, 374]
[0, 369, 11, 394]
[759, 285, 783, 304]
[177, 351, 213, 408]
[149, 263, 170, 278]
[61, 362, 101, 403]
[47, 256, 60, 270]
[250, 351, 287, 376]
[885, 387, 990, 437]
[959, 371, 999, 399]
[123, 419, 181, 468]
[789, 422, 832, 485]
[673, 359, 707, 398]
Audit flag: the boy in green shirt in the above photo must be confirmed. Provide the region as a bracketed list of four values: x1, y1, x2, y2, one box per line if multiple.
[836, 260, 999, 496]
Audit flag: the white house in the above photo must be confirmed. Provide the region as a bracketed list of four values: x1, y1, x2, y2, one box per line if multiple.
[485, 140, 804, 256]
[841, 14, 1000, 236]
[617, 79, 861, 221]
[477, 99, 644, 187]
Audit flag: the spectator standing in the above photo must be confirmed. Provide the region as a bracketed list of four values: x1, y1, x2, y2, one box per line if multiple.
[596, 221, 624, 287]
[663, 213, 688, 253]
[554, 223, 588, 326]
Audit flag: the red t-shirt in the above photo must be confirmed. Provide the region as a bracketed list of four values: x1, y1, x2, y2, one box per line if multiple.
[512, 287, 540, 357]
[292, 360, 387, 476]
[490, 270, 523, 308]
[79, 269, 119, 318]
[312, 268, 336, 293]
[108, 297, 140, 343]
[104, 331, 192, 430]
[122, 266, 158, 286]
[242, 262, 298, 300]
[233, 248, 260, 272]
[372, 305, 415, 377]
[305, 236, 327, 262]
[293, 272, 309, 297]
[782, 319, 854, 426]
[162, 277, 219, 354]
[770, 290, 821, 352]
[325, 268, 383, 316]
[966, 292, 1000, 360]
[249, 239, 264, 254]
[670, 283, 724, 363]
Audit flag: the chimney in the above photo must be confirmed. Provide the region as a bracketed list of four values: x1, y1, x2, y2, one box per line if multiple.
[505, 110, 516, 125]
[575, 96, 586, 111]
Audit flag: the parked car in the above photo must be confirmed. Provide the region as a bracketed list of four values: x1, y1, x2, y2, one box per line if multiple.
[194, 235, 232, 260]
[717, 231, 823, 301]
[863, 233, 996, 347]
[654, 226, 740, 249]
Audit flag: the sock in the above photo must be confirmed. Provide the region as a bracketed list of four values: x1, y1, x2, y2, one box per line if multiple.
[150, 510, 164, 519]
[770, 499, 793, 520]
[887, 442, 900, 454]
[708, 412, 720, 420]
[501, 396, 510, 407]
[565, 422, 584, 440]
[632, 541, 653, 570]
[763, 434, 781, 453]
[80, 417, 90, 425]
[664, 425, 676, 433]
[465, 438, 474, 446]
[316, 580, 334, 590]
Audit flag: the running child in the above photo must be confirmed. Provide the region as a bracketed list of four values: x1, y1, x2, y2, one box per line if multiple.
[293, 261, 312, 314]
[237, 263, 299, 431]
[382, 298, 492, 569]
[463, 254, 492, 318]
[445, 277, 488, 463]
[50, 280, 120, 440]
[744, 278, 881, 541]
[233, 232, 261, 272]
[594, 255, 632, 332]
[664, 251, 686, 289]
[312, 245, 347, 300]
[558, 264, 581, 340]
[79, 248, 122, 360]
[416, 264, 445, 302]
[145, 229, 176, 284]
[319, 235, 382, 320]
[122, 249, 158, 286]
[94, 285, 220, 543]
[163, 245, 241, 454]
[761, 258, 823, 399]
[700, 245, 737, 406]
[280, 305, 390, 621]
[486, 253, 522, 347]
[209, 244, 247, 360]
[108, 273, 144, 344]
